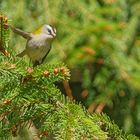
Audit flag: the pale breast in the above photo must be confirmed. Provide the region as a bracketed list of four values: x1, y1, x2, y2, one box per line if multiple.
[26, 34, 51, 61]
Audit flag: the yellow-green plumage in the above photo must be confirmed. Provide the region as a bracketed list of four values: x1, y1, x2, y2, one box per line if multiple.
[32, 26, 44, 35]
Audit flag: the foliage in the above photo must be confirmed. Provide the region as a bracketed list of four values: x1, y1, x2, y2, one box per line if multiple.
[0, 14, 139, 140]
[0, 0, 140, 139]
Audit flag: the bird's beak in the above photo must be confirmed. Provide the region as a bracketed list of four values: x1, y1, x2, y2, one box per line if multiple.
[52, 28, 56, 38]
[51, 32, 56, 38]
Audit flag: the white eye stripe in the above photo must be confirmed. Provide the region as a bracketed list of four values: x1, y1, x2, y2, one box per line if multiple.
[52, 28, 56, 34]
[48, 29, 55, 35]
[43, 24, 56, 36]
[47, 27, 52, 32]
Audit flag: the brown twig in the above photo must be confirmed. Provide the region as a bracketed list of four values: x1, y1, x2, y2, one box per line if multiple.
[88, 102, 106, 113]
[87, 102, 96, 113]
[81, 89, 89, 98]
[63, 80, 73, 100]
[95, 103, 106, 113]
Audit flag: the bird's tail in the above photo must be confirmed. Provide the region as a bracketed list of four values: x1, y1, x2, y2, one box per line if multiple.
[9, 25, 31, 39]
[16, 50, 26, 57]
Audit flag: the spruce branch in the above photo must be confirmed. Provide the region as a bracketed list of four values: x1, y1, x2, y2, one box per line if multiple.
[0, 10, 139, 140]
[0, 13, 10, 56]
[0, 59, 139, 139]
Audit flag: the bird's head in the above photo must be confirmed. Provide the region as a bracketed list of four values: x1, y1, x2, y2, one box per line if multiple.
[42, 24, 56, 39]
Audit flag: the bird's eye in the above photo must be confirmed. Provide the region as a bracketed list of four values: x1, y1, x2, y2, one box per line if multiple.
[47, 28, 51, 34]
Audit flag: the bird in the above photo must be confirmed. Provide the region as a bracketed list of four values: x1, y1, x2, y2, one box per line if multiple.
[10, 24, 56, 67]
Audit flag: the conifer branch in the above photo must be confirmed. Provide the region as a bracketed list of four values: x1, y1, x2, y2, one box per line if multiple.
[0, 13, 10, 56]
[0, 10, 140, 139]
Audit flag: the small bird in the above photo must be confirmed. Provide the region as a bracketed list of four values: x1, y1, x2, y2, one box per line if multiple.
[10, 24, 56, 67]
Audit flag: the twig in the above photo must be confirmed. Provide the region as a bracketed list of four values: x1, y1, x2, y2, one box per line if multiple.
[95, 103, 106, 113]
[87, 102, 96, 113]
[63, 80, 73, 100]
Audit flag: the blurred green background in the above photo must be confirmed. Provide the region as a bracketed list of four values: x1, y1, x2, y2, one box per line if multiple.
[1, 0, 140, 136]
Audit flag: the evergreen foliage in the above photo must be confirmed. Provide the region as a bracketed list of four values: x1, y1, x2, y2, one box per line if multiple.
[0, 54, 139, 139]
[0, 14, 139, 140]
[0, 0, 140, 139]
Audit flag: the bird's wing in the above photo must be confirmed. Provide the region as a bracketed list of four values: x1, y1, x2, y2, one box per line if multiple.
[9, 25, 32, 39]
[16, 50, 26, 57]
[33, 61, 40, 67]
[32, 46, 52, 67]
[41, 46, 52, 64]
